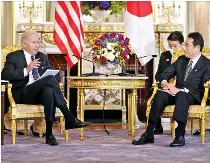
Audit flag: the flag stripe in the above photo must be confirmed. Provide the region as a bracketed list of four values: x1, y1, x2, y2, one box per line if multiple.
[53, 1, 84, 68]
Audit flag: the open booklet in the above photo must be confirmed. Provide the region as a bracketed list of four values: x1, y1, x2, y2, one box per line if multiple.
[37, 69, 59, 80]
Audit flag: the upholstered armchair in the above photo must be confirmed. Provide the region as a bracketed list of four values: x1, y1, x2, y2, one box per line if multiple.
[146, 49, 210, 144]
[2, 45, 69, 144]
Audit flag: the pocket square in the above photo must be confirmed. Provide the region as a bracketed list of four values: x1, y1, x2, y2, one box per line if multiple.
[166, 58, 170, 62]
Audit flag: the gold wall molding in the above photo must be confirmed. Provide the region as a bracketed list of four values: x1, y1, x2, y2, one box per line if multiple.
[42, 33, 55, 45]
[156, 24, 183, 33]
[17, 23, 44, 32]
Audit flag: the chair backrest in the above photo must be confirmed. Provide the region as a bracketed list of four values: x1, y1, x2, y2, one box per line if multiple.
[173, 48, 210, 103]
[1, 45, 22, 71]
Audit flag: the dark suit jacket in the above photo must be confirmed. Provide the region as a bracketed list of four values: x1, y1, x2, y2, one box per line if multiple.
[1, 50, 60, 103]
[158, 55, 210, 103]
[155, 51, 172, 82]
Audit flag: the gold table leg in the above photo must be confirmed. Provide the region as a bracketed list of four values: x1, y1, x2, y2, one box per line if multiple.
[79, 88, 85, 140]
[127, 92, 132, 135]
[131, 89, 137, 141]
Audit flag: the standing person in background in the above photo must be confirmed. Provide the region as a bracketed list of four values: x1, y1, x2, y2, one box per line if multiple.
[154, 31, 184, 135]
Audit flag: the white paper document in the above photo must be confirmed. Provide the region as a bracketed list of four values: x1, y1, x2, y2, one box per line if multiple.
[38, 69, 59, 80]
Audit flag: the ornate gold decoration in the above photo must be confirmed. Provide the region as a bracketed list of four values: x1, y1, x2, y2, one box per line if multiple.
[155, 33, 160, 48]
[85, 33, 104, 47]
[2, 45, 23, 53]
[84, 24, 124, 32]
[157, 24, 183, 32]
[43, 25, 54, 32]
[17, 24, 43, 32]
[202, 47, 210, 53]
[159, 34, 166, 52]
[68, 77, 147, 89]
[42, 33, 55, 45]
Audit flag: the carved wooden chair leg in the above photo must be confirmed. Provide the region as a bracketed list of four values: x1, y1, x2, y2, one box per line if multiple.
[39, 119, 45, 138]
[190, 119, 194, 135]
[60, 116, 64, 134]
[11, 119, 16, 144]
[170, 118, 175, 138]
[24, 120, 28, 136]
[146, 117, 149, 128]
[200, 117, 205, 144]
[65, 130, 69, 142]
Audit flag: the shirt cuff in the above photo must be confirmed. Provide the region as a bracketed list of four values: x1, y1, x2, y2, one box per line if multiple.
[180, 88, 189, 93]
[23, 68, 29, 77]
[161, 80, 167, 85]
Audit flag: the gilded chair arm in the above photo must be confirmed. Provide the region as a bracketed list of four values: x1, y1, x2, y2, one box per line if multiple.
[146, 82, 159, 107]
[7, 84, 16, 112]
[59, 82, 69, 108]
[201, 80, 210, 107]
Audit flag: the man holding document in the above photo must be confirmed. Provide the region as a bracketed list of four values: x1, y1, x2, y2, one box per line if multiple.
[1, 30, 90, 146]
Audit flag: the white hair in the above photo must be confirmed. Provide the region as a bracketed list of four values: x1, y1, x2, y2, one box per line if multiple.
[21, 30, 39, 43]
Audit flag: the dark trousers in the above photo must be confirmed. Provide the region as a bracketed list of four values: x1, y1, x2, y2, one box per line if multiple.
[147, 91, 198, 137]
[19, 76, 75, 136]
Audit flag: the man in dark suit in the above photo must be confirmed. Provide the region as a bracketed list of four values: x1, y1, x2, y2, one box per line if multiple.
[154, 31, 184, 135]
[132, 32, 210, 147]
[1, 30, 90, 146]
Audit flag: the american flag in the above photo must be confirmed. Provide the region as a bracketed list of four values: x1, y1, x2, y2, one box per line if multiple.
[53, 1, 84, 68]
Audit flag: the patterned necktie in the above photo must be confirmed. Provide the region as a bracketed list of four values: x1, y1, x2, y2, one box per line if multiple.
[31, 55, 40, 80]
[184, 60, 193, 81]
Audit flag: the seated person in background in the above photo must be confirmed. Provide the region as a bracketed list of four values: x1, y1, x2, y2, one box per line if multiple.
[132, 32, 210, 147]
[154, 31, 184, 135]
[1, 30, 90, 146]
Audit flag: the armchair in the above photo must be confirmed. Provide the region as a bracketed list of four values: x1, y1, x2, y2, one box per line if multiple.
[2, 45, 69, 144]
[146, 49, 210, 144]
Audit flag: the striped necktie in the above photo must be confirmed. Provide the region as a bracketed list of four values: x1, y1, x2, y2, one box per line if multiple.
[184, 60, 193, 81]
[31, 55, 40, 80]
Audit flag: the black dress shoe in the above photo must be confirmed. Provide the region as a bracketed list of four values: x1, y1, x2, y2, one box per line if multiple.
[170, 136, 185, 147]
[193, 130, 200, 136]
[30, 125, 46, 137]
[65, 119, 90, 130]
[154, 126, 163, 135]
[193, 129, 210, 136]
[132, 132, 154, 145]
[46, 134, 58, 146]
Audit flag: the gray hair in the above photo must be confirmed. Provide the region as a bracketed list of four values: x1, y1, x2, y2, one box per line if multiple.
[21, 30, 39, 43]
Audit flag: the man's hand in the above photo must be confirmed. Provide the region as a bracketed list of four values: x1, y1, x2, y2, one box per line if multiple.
[26, 58, 41, 73]
[168, 84, 181, 95]
[161, 80, 170, 93]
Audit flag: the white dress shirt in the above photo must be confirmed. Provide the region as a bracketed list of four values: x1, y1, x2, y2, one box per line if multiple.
[23, 50, 36, 85]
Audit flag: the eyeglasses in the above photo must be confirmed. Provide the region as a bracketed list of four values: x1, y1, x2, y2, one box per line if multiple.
[182, 43, 194, 49]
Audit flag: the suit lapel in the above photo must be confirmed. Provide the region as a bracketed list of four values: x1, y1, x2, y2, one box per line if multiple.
[20, 50, 28, 67]
[187, 55, 204, 79]
[180, 58, 190, 82]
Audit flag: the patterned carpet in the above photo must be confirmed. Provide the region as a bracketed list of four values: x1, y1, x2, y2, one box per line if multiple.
[2, 128, 210, 163]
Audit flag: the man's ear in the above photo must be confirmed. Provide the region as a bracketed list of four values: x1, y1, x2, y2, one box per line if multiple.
[195, 45, 201, 52]
[22, 41, 27, 48]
